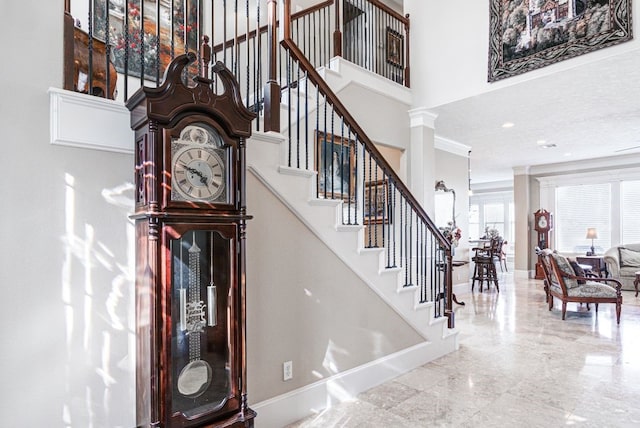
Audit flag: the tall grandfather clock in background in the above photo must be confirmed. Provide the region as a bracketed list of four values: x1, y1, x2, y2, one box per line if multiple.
[534, 209, 553, 280]
[126, 53, 256, 427]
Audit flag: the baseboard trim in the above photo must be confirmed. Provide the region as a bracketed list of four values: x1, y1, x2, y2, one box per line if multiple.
[250, 341, 451, 428]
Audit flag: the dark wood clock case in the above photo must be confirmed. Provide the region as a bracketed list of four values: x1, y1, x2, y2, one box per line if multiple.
[534, 209, 553, 280]
[126, 53, 256, 428]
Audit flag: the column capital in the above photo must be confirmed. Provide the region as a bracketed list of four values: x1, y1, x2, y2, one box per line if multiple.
[408, 107, 437, 129]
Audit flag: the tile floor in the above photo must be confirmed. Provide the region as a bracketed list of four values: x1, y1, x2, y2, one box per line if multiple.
[287, 269, 640, 427]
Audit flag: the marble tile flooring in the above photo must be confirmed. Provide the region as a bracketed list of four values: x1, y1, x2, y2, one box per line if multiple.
[287, 270, 640, 427]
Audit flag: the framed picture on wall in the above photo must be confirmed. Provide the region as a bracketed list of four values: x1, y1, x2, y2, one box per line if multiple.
[364, 180, 391, 224]
[386, 27, 403, 67]
[315, 131, 356, 200]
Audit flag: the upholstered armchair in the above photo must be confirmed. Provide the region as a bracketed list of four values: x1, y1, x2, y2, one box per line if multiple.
[539, 250, 622, 324]
[603, 243, 640, 290]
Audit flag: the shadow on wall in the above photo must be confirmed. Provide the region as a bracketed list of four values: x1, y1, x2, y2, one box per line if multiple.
[60, 174, 136, 427]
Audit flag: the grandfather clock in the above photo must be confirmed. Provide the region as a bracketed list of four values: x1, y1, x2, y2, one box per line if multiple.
[534, 209, 553, 280]
[126, 53, 256, 427]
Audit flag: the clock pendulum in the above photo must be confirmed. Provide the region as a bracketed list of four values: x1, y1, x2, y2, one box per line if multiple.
[177, 232, 212, 398]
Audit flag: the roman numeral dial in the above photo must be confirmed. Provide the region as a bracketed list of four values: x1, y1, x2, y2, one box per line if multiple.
[172, 146, 226, 202]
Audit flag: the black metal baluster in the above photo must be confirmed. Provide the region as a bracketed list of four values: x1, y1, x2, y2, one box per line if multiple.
[418, 220, 423, 302]
[366, 0, 370, 70]
[305, 69, 309, 170]
[409, 208, 414, 286]
[392, 183, 397, 267]
[172, 0, 176, 61]
[123, 0, 129, 100]
[256, 0, 261, 131]
[342, 120, 349, 224]
[382, 172, 387, 253]
[246, 0, 250, 106]
[155, 0, 160, 83]
[222, 0, 227, 64]
[287, 50, 292, 167]
[423, 222, 428, 303]
[330, 108, 335, 199]
[377, 6, 381, 75]
[105, 0, 111, 98]
[296, 56, 301, 169]
[88, 0, 94, 96]
[140, 0, 146, 84]
[373, 156, 378, 247]
[403, 198, 408, 286]
[354, 133, 359, 225]
[322, 8, 331, 66]
[315, 82, 320, 198]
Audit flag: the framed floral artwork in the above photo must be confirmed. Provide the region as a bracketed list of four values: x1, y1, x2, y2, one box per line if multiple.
[93, 0, 201, 81]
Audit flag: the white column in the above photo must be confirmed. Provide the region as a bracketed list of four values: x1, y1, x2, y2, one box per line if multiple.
[407, 107, 437, 215]
[513, 166, 532, 277]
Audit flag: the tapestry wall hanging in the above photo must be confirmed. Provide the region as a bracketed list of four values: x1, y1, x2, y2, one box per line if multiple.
[488, 0, 633, 82]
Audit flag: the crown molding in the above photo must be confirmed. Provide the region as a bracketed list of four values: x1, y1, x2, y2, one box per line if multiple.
[434, 135, 471, 157]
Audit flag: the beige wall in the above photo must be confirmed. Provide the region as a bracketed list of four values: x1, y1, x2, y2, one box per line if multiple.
[435, 149, 470, 284]
[245, 174, 423, 403]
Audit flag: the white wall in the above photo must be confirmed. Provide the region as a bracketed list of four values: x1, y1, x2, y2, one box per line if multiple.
[1, 2, 136, 427]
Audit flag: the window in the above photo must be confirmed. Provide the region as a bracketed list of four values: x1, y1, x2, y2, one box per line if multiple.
[555, 183, 611, 253]
[622, 180, 640, 243]
[484, 203, 504, 237]
[468, 192, 513, 243]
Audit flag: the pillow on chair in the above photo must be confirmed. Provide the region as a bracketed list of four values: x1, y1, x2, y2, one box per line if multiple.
[569, 260, 587, 285]
[551, 253, 580, 289]
[619, 247, 640, 267]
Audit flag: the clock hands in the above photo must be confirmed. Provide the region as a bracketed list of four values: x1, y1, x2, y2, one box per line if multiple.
[184, 165, 210, 185]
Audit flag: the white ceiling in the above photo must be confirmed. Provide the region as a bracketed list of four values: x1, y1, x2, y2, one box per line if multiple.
[428, 48, 640, 185]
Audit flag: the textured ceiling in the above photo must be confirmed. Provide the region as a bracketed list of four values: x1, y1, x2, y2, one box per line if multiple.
[429, 48, 640, 185]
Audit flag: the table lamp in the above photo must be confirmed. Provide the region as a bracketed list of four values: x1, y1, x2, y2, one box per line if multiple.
[586, 228, 598, 255]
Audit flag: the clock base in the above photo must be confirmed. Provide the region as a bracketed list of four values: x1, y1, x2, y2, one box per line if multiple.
[201, 408, 256, 428]
[535, 262, 545, 280]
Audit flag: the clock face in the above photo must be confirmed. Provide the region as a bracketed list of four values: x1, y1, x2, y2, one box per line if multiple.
[171, 124, 228, 203]
[538, 216, 548, 229]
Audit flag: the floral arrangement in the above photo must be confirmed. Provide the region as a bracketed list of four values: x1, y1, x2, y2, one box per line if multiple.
[482, 227, 502, 240]
[440, 222, 462, 248]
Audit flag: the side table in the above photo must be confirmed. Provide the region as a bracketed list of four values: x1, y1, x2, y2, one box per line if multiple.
[576, 256, 608, 278]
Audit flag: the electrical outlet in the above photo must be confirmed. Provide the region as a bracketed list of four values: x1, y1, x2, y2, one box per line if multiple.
[283, 361, 293, 381]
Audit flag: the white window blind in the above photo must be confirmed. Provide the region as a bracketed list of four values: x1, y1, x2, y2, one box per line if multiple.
[556, 183, 611, 253]
[622, 180, 640, 243]
[484, 203, 504, 237]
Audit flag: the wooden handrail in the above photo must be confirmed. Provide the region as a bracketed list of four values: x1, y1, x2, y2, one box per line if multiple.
[292, 0, 333, 19]
[366, 0, 408, 24]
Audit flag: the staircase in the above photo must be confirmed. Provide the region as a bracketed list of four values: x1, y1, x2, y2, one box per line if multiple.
[246, 52, 458, 346]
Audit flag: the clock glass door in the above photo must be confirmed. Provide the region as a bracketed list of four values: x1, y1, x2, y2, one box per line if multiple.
[170, 229, 233, 418]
